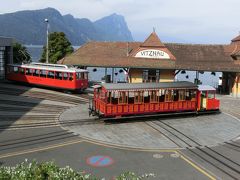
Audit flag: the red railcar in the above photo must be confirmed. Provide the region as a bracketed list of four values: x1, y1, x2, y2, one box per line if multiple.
[6, 63, 88, 92]
[89, 82, 220, 118]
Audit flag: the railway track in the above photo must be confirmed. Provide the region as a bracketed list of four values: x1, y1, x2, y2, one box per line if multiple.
[0, 130, 77, 153]
[0, 82, 90, 130]
[146, 120, 240, 180]
[0, 86, 89, 105]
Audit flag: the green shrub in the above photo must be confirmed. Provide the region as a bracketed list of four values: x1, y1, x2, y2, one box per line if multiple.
[0, 160, 155, 180]
[0, 159, 97, 180]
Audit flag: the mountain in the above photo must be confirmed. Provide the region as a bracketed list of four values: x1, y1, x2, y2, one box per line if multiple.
[94, 13, 133, 41]
[0, 8, 133, 45]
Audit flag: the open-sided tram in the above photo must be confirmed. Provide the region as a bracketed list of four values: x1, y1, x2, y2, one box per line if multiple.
[89, 81, 220, 118]
[6, 63, 88, 92]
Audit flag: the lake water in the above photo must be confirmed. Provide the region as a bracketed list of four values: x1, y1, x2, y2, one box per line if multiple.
[26, 45, 221, 87]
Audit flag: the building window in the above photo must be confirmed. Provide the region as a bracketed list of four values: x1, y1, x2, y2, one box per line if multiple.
[143, 70, 148, 82]
[142, 69, 160, 83]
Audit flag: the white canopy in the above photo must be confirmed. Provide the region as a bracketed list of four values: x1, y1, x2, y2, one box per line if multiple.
[198, 85, 216, 91]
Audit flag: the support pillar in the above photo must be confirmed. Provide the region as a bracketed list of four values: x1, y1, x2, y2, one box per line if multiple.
[105, 68, 107, 82]
[112, 68, 114, 83]
[194, 71, 199, 84]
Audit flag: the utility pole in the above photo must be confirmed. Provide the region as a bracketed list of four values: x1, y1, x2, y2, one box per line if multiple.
[45, 18, 49, 63]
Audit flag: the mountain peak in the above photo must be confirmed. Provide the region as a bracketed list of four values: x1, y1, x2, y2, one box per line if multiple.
[94, 13, 133, 42]
[0, 9, 133, 45]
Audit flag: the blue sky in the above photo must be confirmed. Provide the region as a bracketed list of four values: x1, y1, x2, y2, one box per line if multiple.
[1, 0, 240, 44]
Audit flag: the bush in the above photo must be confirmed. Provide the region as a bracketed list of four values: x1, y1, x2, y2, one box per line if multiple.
[0, 160, 155, 180]
[0, 159, 97, 180]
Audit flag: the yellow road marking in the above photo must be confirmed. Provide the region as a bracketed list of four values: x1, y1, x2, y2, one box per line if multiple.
[0, 134, 217, 180]
[178, 152, 217, 180]
[87, 140, 217, 180]
[82, 139, 178, 152]
[0, 139, 83, 159]
[2, 124, 60, 131]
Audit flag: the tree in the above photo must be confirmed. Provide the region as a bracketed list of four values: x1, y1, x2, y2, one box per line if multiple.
[40, 32, 74, 64]
[13, 42, 31, 64]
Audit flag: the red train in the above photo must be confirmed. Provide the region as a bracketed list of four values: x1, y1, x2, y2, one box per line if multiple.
[6, 63, 88, 92]
[89, 81, 220, 118]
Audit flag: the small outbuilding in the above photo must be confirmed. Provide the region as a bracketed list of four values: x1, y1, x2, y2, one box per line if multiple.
[0, 37, 13, 80]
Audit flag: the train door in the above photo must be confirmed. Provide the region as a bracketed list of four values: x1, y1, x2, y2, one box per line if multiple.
[200, 91, 207, 109]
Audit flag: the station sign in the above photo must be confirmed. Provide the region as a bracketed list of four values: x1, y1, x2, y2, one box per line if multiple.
[135, 49, 170, 59]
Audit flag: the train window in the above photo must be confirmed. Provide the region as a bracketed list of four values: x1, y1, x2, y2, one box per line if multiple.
[173, 90, 178, 101]
[208, 91, 215, 99]
[26, 68, 31, 75]
[128, 91, 134, 104]
[13, 67, 18, 73]
[159, 89, 165, 102]
[179, 90, 186, 101]
[69, 73, 73, 81]
[55, 72, 62, 80]
[19, 68, 25, 74]
[186, 90, 196, 100]
[40, 70, 47, 78]
[118, 91, 128, 104]
[107, 91, 112, 104]
[134, 91, 144, 103]
[84, 72, 88, 79]
[144, 91, 150, 103]
[165, 90, 173, 102]
[80, 72, 84, 79]
[48, 71, 55, 79]
[30, 69, 34, 75]
[111, 92, 118, 104]
[63, 73, 68, 80]
[150, 90, 158, 103]
[33, 69, 39, 76]
[76, 73, 80, 80]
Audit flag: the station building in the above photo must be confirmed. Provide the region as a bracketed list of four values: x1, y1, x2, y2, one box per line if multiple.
[61, 32, 240, 97]
[0, 37, 13, 80]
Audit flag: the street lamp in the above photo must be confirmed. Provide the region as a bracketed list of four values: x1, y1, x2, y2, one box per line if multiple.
[45, 18, 49, 63]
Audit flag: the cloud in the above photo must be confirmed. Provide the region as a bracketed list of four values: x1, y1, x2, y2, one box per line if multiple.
[0, 0, 239, 43]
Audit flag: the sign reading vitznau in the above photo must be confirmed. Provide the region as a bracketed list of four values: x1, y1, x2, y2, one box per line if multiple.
[135, 49, 170, 59]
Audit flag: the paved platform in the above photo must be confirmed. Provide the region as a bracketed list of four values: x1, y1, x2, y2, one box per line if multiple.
[1, 82, 240, 179]
[59, 104, 240, 149]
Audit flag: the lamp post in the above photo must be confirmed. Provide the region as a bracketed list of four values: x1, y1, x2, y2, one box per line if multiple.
[45, 18, 49, 63]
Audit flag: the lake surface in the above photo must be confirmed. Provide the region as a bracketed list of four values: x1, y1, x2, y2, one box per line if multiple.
[26, 45, 221, 87]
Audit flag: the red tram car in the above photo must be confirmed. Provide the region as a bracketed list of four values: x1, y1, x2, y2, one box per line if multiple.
[6, 63, 88, 92]
[89, 82, 220, 118]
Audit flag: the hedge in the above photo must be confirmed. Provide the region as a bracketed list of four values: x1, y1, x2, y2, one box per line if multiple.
[0, 159, 155, 180]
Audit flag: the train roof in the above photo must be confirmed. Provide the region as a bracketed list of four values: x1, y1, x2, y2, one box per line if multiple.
[198, 85, 216, 91]
[8, 63, 88, 73]
[100, 81, 198, 91]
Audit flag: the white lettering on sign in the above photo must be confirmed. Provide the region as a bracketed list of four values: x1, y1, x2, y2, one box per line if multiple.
[135, 49, 170, 59]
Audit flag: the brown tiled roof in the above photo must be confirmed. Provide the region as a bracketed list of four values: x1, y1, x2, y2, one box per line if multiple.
[61, 41, 175, 69]
[228, 35, 240, 57]
[129, 32, 176, 60]
[231, 35, 240, 42]
[140, 32, 165, 47]
[61, 41, 240, 72]
[166, 43, 240, 72]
